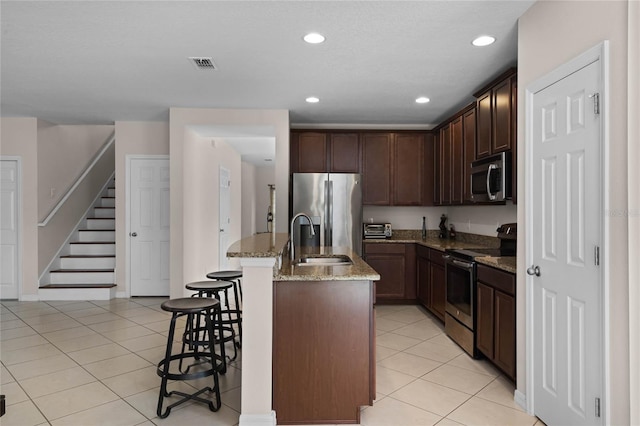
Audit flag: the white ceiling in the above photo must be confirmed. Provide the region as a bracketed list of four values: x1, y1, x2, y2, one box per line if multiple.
[1, 0, 535, 130]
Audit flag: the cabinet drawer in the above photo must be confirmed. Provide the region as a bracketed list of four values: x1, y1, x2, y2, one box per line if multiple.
[364, 243, 405, 255]
[477, 264, 515, 296]
[428, 248, 446, 266]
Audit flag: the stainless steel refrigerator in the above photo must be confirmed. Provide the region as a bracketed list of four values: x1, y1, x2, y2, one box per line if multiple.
[292, 173, 362, 256]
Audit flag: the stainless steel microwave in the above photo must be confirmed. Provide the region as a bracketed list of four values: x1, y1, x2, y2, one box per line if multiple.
[470, 152, 511, 202]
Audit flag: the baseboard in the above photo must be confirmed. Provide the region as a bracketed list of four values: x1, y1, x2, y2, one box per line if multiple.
[514, 389, 528, 412]
[238, 411, 277, 426]
[38, 286, 116, 301]
[116, 291, 127, 299]
[20, 294, 39, 302]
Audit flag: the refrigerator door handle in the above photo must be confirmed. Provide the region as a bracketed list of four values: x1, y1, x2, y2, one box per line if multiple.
[325, 179, 333, 246]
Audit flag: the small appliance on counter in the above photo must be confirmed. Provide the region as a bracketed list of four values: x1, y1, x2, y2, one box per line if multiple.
[363, 223, 392, 239]
[438, 214, 448, 239]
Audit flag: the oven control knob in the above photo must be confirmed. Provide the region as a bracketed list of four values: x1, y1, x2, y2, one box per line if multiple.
[527, 265, 541, 277]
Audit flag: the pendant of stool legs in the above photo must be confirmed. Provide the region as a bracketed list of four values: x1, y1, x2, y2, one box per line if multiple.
[156, 308, 222, 418]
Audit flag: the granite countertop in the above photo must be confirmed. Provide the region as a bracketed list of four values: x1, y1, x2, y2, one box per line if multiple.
[227, 232, 290, 258]
[364, 229, 517, 274]
[476, 256, 517, 274]
[275, 246, 380, 282]
[227, 233, 380, 281]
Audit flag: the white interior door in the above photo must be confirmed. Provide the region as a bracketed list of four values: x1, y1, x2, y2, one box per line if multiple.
[129, 157, 170, 296]
[0, 160, 19, 299]
[219, 166, 231, 269]
[529, 60, 602, 425]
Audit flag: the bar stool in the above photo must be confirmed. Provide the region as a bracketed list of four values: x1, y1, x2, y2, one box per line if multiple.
[206, 270, 243, 347]
[156, 297, 223, 418]
[185, 280, 238, 366]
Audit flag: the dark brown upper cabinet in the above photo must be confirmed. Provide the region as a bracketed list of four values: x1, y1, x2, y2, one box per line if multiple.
[393, 133, 424, 206]
[462, 108, 477, 202]
[362, 132, 425, 206]
[474, 68, 517, 159]
[290, 131, 359, 174]
[361, 133, 393, 205]
[450, 116, 464, 204]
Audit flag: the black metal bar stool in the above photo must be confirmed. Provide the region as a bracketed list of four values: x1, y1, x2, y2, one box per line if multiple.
[206, 270, 243, 347]
[186, 280, 238, 366]
[156, 297, 223, 418]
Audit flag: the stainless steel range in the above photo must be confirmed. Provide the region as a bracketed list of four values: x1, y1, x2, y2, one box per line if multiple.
[443, 223, 517, 357]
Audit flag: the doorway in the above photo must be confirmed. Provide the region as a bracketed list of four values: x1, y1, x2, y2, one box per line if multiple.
[0, 158, 21, 299]
[219, 166, 231, 269]
[128, 156, 170, 296]
[526, 43, 607, 425]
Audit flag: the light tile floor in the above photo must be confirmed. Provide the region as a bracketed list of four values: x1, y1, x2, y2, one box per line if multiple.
[0, 299, 543, 426]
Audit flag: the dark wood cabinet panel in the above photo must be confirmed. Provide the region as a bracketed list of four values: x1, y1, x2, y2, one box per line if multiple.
[492, 78, 513, 154]
[476, 92, 492, 159]
[476, 282, 495, 358]
[476, 264, 516, 381]
[393, 133, 424, 205]
[273, 280, 374, 423]
[433, 131, 442, 205]
[429, 260, 446, 321]
[450, 116, 464, 204]
[423, 132, 436, 206]
[439, 125, 452, 205]
[295, 132, 328, 172]
[417, 255, 430, 307]
[330, 133, 360, 173]
[365, 243, 416, 303]
[494, 290, 516, 378]
[463, 108, 476, 203]
[361, 133, 392, 205]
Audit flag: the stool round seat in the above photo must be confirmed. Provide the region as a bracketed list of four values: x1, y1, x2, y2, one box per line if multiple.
[186, 280, 234, 293]
[206, 270, 242, 280]
[161, 297, 219, 314]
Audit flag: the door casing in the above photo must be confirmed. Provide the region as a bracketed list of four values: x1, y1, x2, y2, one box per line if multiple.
[0, 157, 22, 300]
[125, 154, 170, 297]
[525, 41, 610, 423]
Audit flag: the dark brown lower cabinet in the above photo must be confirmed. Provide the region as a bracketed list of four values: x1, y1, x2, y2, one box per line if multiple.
[476, 264, 516, 381]
[364, 243, 416, 303]
[273, 280, 375, 424]
[416, 246, 446, 322]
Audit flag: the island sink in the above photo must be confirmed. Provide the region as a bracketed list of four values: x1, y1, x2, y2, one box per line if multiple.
[293, 254, 352, 266]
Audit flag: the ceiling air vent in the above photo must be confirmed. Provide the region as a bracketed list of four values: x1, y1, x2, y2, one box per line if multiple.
[189, 57, 217, 70]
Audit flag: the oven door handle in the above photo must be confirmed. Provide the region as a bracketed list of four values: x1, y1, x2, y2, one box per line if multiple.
[448, 259, 475, 270]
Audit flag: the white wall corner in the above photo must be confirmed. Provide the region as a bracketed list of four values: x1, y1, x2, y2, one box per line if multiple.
[238, 411, 277, 426]
[20, 294, 39, 302]
[116, 291, 128, 299]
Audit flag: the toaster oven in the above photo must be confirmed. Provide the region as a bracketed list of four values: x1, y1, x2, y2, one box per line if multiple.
[363, 223, 392, 239]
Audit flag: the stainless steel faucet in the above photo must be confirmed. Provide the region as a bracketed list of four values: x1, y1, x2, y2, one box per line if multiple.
[290, 212, 316, 261]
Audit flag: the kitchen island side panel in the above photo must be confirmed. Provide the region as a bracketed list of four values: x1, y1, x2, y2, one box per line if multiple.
[273, 280, 374, 424]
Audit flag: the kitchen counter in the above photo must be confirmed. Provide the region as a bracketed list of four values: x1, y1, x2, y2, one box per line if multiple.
[275, 246, 380, 281]
[476, 256, 517, 274]
[363, 230, 516, 274]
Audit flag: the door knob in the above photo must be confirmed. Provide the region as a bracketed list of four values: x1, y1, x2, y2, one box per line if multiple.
[130, 232, 137, 237]
[527, 265, 541, 277]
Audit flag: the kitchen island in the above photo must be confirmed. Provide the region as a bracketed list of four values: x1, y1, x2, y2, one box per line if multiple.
[227, 234, 379, 426]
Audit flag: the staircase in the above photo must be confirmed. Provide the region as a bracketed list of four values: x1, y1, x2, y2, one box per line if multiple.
[39, 182, 117, 301]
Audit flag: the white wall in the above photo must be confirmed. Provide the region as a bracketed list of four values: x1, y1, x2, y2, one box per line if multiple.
[363, 204, 516, 236]
[241, 162, 257, 238]
[518, 1, 630, 423]
[169, 108, 289, 299]
[0, 118, 39, 298]
[255, 166, 276, 233]
[37, 122, 113, 219]
[114, 121, 169, 295]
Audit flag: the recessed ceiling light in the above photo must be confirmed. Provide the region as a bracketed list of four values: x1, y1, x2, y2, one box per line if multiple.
[306, 97, 320, 103]
[416, 97, 430, 104]
[303, 33, 325, 44]
[472, 35, 496, 47]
